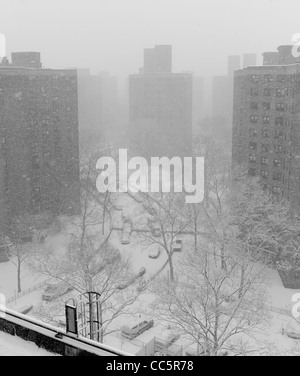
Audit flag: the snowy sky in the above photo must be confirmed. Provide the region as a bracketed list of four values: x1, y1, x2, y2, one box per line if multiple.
[0, 0, 300, 78]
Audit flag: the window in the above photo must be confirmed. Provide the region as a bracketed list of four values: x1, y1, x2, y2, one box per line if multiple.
[262, 144, 269, 153]
[262, 130, 269, 138]
[276, 103, 285, 112]
[273, 173, 282, 181]
[251, 75, 260, 83]
[250, 115, 258, 123]
[261, 170, 268, 178]
[277, 75, 286, 83]
[275, 131, 285, 140]
[264, 88, 272, 97]
[251, 88, 259, 97]
[263, 102, 270, 111]
[262, 157, 269, 165]
[264, 74, 274, 83]
[250, 129, 258, 137]
[276, 88, 288, 97]
[275, 117, 284, 126]
[249, 155, 257, 162]
[274, 159, 282, 167]
[249, 168, 256, 176]
[263, 116, 270, 124]
[249, 142, 257, 150]
[274, 144, 284, 153]
[273, 186, 281, 194]
[251, 102, 259, 110]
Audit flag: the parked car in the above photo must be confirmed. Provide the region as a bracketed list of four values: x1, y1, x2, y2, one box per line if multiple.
[121, 232, 131, 245]
[166, 333, 180, 346]
[173, 239, 183, 252]
[137, 267, 146, 277]
[149, 247, 161, 259]
[151, 226, 161, 238]
[154, 352, 167, 356]
[121, 218, 132, 244]
[122, 319, 154, 339]
[137, 278, 147, 292]
[118, 276, 135, 290]
[42, 282, 72, 302]
[147, 217, 156, 228]
[123, 222, 132, 234]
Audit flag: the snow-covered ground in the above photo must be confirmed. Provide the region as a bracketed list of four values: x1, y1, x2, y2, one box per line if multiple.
[0, 332, 58, 356]
[1, 195, 300, 355]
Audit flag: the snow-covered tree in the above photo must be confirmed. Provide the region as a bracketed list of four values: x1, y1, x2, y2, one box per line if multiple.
[151, 242, 269, 356]
[138, 191, 193, 281]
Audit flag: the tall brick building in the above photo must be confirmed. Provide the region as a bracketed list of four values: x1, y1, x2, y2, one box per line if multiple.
[0, 66, 80, 218]
[232, 45, 300, 210]
[129, 45, 193, 158]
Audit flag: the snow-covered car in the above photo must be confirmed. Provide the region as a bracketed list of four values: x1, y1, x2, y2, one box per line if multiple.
[151, 226, 161, 238]
[166, 333, 180, 345]
[121, 232, 131, 245]
[117, 276, 135, 290]
[147, 217, 156, 227]
[285, 320, 300, 339]
[122, 319, 154, 339]
[121, 218, 132, 244]
[123, 221, 132, 234]
[147, 218, 160, 237]
[149, 247, 161, 259]
[117, 281, 131, 290]
[173, 239, 183, 252]
[137, 280, 146, 292]
[42, 282, 72, 302]
[137, 267, 146, 277]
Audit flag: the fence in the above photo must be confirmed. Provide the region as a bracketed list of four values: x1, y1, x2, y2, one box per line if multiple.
[6, 279, 50, 305]
[110, 331, 150, 355]
[0, 307, 132, 356]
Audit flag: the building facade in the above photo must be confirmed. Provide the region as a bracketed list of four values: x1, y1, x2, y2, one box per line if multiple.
[232, 57, 300, 210]
[129, 73, 193, 158]
[129, 45, 193, 158]
[11, 52, 43, 69]
[143, 45, 172, 74]
[0, 67, 80, 218]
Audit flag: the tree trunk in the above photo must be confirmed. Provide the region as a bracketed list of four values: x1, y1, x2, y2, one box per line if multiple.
[194, 220, 198, 251]
[17, 259, 21, 293]
[168, 255, 174, 281]
[239, 264, 245, 299]
[102, 210, 106, 235]
[99, 303, 104, 343]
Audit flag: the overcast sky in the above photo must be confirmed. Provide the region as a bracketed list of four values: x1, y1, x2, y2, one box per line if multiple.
[1, 0, 300, 79]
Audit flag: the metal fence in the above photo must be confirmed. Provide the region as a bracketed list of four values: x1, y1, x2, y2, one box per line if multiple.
[6, 279, 50, 305]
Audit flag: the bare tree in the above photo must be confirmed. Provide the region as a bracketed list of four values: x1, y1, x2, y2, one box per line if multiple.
[32, 177, 140, 343]
[151, 242, 269, 356]
[1, 214, 52, 292]
[34, 231, 140, 343]
[138, 191, 192, 281]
